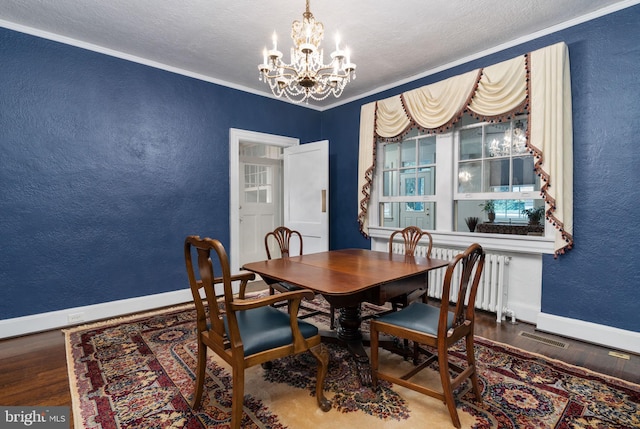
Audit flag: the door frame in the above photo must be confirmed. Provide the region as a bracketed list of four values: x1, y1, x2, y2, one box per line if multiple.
[229, 128, 299, 275]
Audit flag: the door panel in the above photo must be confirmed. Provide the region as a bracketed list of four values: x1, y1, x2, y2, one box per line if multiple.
[239, 160, 281, 268]
[284, 140, 329, 254]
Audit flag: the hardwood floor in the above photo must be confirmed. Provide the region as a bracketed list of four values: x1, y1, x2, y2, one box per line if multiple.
[1, 292, 638, 429]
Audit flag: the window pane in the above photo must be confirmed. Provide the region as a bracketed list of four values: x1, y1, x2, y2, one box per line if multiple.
[401, 140, 416, 167]
[379, 202, 435, 229]
[458, 161, 481, 193]
[243, 164, 272, 203]
[383, 170, 397, 196]
[419, 137, 436, 164]
[459, 128, 482, 160]
[384, 144, 399, 169]
[485, 123, 510, 158]
[512, 156, 538, 188]
[455, 199, 535, 231]
[485, 158, 510, 191]
[418, 167, 435, 195]
[511, 119, 528, 155]
[400, 169, 416, 196]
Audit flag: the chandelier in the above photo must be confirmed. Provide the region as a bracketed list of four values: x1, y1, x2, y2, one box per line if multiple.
[258, 0, 356, 103]
[488, 120, 527, 157]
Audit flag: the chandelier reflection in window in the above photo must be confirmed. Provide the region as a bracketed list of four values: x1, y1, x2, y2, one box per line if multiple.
[258, 0, 356, 103]
[488, 120, 527, 157]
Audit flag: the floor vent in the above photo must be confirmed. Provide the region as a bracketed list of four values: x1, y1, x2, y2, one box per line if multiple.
[519, 331, 569, 349]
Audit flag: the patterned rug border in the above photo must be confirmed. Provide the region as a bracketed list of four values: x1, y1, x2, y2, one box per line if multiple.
[473, 336, 640, 390]
[62, 302, 196, 336]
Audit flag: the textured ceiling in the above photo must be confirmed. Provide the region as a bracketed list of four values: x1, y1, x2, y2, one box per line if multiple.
[0, 0, 636, 109]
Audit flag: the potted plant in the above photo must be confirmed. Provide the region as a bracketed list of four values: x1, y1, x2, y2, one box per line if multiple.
[465, 216, 479, 232]
[522, 206, 545, 225]
[479, 200, 496, 223]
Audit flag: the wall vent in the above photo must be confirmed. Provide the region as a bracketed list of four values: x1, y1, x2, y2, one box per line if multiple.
[519, 331, 569, 349]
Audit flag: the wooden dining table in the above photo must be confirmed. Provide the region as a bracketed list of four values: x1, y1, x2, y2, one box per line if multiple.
[242, 248, 449, 383]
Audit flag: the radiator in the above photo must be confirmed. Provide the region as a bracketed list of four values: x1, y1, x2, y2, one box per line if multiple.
[391, 243, 510, 322]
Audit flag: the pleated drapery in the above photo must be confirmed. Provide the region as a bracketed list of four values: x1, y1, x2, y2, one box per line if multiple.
[357, 42, 573, 256]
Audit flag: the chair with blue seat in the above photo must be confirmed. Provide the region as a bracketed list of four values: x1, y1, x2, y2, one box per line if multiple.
[184, 235, 330, 429]
[265, 226, 336, 329]
[370, 243, 485, 429]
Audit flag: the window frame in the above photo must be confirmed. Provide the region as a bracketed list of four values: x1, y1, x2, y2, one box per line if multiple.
[369, 121, 555, 254]
[377, 132, 438, 230]
[454, 116, 544, 227]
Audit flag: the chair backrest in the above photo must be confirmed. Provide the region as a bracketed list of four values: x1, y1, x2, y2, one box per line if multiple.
[388, 226, 433, 257]
[265, 226, 303, 259]
[184, 235, 231, 343]
[440, 243, 485, 334]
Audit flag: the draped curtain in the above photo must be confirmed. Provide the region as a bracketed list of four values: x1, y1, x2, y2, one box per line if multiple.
[357, 42, 573, 256]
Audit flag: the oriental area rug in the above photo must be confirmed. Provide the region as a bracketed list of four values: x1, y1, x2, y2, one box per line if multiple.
[65, 296, 640, 428]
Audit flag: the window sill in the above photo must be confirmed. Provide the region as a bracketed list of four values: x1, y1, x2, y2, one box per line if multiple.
[367, 226, 555, 255]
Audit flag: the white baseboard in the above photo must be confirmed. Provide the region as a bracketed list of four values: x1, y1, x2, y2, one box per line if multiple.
[0, 289, 194, 339]
[536, 312, 640, 355]
[501, 302, 540, 325]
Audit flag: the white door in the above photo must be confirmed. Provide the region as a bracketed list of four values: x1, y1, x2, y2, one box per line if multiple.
[284, 140, 329, 254]
[238, 157, 282, 268]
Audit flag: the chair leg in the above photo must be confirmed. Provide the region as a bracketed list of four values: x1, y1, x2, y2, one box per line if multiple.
[466, 335, 483, 404]
[412, 340, 421, 366]
[438, 350, 461, 429]
[309, 344, 331, 412]
[191, 339, 207, 409]
[230, 365, 245, 429]
[370, 322, 379, 389]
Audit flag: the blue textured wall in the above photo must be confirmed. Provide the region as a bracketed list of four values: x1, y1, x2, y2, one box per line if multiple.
[0, 28, 320, 318]
[325, 5, 640, 333]
[1, 5, 639, 334]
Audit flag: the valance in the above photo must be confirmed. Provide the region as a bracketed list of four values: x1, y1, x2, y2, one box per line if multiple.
[357, 42, 573, 256]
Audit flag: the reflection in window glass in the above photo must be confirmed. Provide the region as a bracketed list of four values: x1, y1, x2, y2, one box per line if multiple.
[380, 133, 437, 230]
[383, 136, 436, 198]
[458, 117, 539, 193]
[455, 115, 546, 235]
[380, 202, 436, 229]
[401, 169, 417, 196]
[455, 199, 535, 231]
[458, 162, 481, 193]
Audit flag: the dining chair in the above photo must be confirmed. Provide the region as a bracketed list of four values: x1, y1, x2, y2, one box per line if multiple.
[184, 235, 330, 429]
[265, 226, 336, 329]
[384, 226, 435, 359]
[370, 243, 485, 429]
[388, 226, 434, 309]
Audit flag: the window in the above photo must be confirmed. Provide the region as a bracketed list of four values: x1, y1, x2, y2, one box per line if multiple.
[455, 115, 543, 231]
[243, 164, 272, 203]
[375, 115, 545, 235]
[378, 130, 436, 229]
